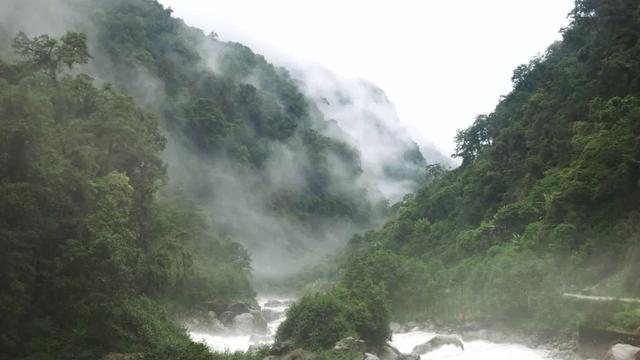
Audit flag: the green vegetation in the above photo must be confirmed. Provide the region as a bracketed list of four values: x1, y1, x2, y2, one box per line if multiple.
[275, 283, 390, 351]
[342, 0, 640, 336]
[85, 0, 379, 229]
[0, 31, 253, 359]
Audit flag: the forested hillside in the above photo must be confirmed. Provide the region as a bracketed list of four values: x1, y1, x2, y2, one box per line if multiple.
[0, 31, 258, 359]
[1, 0, 436, 279]
[0, 0, 437, 358]
[343, 0, 640, 334]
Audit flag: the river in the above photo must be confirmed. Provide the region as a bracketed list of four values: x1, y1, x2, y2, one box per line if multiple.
[189, 295, 562, 359]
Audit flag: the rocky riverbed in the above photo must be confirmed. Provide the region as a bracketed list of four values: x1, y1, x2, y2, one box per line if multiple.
[187, 295, 592, 359]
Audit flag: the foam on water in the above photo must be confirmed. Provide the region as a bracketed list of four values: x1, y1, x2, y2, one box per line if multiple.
[189, 295, 292, 353]
[190, 296, 559, 359]
[392, 330, 554, 360]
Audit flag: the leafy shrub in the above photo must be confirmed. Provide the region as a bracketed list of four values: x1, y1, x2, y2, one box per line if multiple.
[275, 284, 390, 351]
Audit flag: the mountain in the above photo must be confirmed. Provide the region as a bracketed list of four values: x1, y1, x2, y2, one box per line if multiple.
[0, 0, 440, 358]
[292, 65, 450, 203]
[342, 0, 640, 333]
[0, 0, 439, 278]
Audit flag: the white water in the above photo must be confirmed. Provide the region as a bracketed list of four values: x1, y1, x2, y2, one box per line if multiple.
[189, 295, 291, 353]
[392, 330, 554, 360]
[190, 295, 560, 359]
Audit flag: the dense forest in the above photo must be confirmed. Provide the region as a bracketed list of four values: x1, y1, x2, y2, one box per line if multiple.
[0, 0, 432, 358]
[2, 0, 640, 359]
[335, 0, 640, 338]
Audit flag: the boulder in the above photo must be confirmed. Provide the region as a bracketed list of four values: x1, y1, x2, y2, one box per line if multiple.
[233, 313, 256, 332]
[262, 308, 284, 322]
[103, 353, 144, 360]
[378, 344, 418, 360]
[228, 302, 253, 315]
[604, 344, 640, 360]
[333, 337, 366, 353]
[411, 334, 464, 355]
[206, 299, 228, 315]
[219, 310, 236, 326]
[207, 317, 225, 332]
[264, 299, 293, 308]
[251, 310, 269, 334]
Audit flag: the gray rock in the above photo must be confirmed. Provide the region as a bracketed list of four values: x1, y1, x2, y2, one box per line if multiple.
[270, 340, 295, 355]
[264, 299, 293, 308]
[333, 336, 366, 353]
[233, 312, 256, 332]
[604, 344, 640, 360]
[220, 311, 236, 326]
[398, 354, 419, 360]
[207, 317, 225, 332]
[229, 302, 253, 315]
[364, 353, 380, 360]
[262, 308, 284, 322]
[206, 299, 228, 315]
[378, 344, 402, 360]
[389, 322, 402, 333]
[251, 310, 269, 334]
[411, 334, 464, 355]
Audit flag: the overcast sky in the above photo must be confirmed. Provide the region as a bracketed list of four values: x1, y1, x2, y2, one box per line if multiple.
[158, 0, 575, 159]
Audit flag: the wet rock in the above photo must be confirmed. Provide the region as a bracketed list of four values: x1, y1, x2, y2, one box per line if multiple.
[219, 310, 236, 326]
[604, 344, 640, 360]
[333, 337, 366, 353]
[364, 353, 381, 360]
[250, 309, 268, 334]
[270, 340, 295, 355]
[264, 299, 293, 308]
[206, 299, 228, 315]
[229, 302, 253, 315]
[379, 344, 417, 360]
[207, 317, 225, 332]
[398, 354, 419, 360]
[233, 313, 256, 332]
[262, 308, 284, 322]
[411, 334, 464, 355]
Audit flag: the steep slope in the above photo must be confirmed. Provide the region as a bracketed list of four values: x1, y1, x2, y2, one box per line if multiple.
[0, 31, 257, 359]
[292, 65, 449, 203]
[344, 0, 640, 332]
[0, 0, 436, 277]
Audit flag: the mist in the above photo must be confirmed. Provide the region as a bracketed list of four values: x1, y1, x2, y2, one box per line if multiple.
[0, 0, 444, 279]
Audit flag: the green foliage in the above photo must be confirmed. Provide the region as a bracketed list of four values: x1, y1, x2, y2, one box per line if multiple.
[11, 32, 89, 77]
[0, 31, 253, 359]
[276, 284, 391, 351]
[342, 0, 640, 335]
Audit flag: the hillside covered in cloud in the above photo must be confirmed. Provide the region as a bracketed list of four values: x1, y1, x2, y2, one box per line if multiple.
[0, 0, 444, 279]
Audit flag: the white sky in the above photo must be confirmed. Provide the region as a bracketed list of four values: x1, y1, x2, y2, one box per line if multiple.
[158, 0, 575, 158]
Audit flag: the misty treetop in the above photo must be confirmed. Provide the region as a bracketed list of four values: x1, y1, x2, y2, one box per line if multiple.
[0, 31, 254, 359]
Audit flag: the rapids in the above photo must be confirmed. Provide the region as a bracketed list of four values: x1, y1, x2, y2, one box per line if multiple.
[189, 295, 563, 359]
